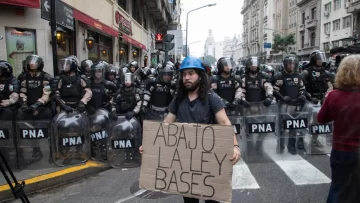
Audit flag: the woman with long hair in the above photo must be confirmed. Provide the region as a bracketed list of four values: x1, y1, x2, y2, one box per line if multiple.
[317, 54, 360, 203]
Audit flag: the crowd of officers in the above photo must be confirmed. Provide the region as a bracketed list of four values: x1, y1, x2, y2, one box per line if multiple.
[0, 50, 334, 156]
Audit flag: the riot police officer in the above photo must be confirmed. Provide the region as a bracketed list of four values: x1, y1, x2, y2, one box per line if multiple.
[240, 56, 274, 107]
[18, 55, 52, 120]
[273, 55, 307, 154]
[142, 62, 176, 120]
[52, 56, 92, 113]
[80, 59, 93, 79]
[127, 61, 142, 87]
[0, 61, 19, 120]
[87, 61, 117, 117]
[105, 64, 120, 88]
[301, 50, 334, 147]
[211, 57, 242, 114]
[115, 70, 143, 120]
[264, 65, 275, 77]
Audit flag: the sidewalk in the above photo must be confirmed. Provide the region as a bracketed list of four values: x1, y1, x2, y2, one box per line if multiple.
[0, 160, 110, 202]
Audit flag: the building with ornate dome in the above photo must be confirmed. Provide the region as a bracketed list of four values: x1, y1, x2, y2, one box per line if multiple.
[204, 29, 224, 61]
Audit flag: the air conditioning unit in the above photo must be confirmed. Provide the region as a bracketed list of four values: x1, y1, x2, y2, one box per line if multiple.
[345, 2, 349, 8]
[324, 11, 329, 17]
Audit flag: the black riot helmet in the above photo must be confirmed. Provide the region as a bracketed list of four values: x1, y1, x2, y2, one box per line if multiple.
[283, 54, 299, 73]
[105, 64, 118, 80]
[264, 65, 275, 76]
[81, 59, 93, 74]
[246, 56, 260, 73]
[158, 62, 174, 83]
[90, 61, 107, 80]
[217, 57, 233, 74]
[25, 55, 44, 71]
[58, 55, 80, 73]
[129, 61, 139, 73]
[0, 61, 13, 77]
[310, 50, 327, 67]
[22, 59, 27, 73]
[121, 71, 135, 87]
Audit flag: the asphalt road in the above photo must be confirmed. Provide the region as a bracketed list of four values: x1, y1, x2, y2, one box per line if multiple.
[13, 138, 332, 203]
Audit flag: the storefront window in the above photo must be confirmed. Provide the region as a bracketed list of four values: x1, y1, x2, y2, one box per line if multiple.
[5, 27, 36, 77]
[132, 47, 140, 63]
[119, 43, 129, 65]
[87, 30, 112, 63]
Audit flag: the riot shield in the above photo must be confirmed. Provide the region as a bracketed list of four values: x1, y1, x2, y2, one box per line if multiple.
[144, 108, 167, 121]
[243, 102, 278, 160]
[307, 103, 332, 154]
[51, 112, 90, 167]
[88, 109, 110, 161]
[107, 116, 142, 168]
[16, 120, 51, 169]
[0, 121, 17, 169]
[278, 102, 311, 155]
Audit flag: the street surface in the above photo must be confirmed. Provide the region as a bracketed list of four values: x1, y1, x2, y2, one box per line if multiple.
[14, 138, 331, 203]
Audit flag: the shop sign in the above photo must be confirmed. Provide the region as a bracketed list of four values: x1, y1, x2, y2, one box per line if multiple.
[5, 28, 36, 77]
[115, 11, 132, 35]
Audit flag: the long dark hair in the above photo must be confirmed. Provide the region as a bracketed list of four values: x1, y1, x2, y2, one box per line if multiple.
[176, 69, 209, 103]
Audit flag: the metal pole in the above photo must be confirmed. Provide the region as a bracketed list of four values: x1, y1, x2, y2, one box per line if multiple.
[51, 0, 58, 75]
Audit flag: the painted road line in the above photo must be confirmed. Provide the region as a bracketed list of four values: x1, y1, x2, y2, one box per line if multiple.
[0, 161, 104, 191]
[232, 159, 260, 189]
[114, 189, 147, 203]
[263, 139, 331, 185]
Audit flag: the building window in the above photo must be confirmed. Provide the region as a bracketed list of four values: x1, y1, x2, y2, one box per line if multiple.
[118, 0, 126, 11]
[323, 42, 330, 51]
[310, 33, 316, 46]
[333, 19, 340, 31]
[324, 23, 331, 34]
[343, 15, 352, 28]
[325, 2, 331, 12]
[301, 34, 305, 48]
[143, 9, 147, 29]
[302, 12, 306, 24]
[334, 0, 341, 10]
[332, 40, 339, 47]
[311, 7, 316, 20]
[87, 30, 113, 63]
[132, 0, 140, 23]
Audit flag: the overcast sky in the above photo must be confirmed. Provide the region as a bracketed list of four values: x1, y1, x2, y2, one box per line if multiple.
[179, 0, 243, 57]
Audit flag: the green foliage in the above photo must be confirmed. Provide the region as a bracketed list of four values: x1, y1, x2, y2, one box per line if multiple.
[202, 55, 217, 65]
[272, 34, 296, 54]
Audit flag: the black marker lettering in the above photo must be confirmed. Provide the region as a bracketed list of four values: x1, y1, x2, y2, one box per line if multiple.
[155, 168, 167, 190]
[189, 124, 200, 149]
[178, 125, 188, 149]
[157, 147, 169, 169]
[201, 151, 211, 174]
[214, 153, 227, 176]
[170, 148, 183, 170]
[202, 126, 215, 152]
[190, 173, 202, 196]
[153, 123, 167, 145]
[167, 123, 178, 147]
[167, 171, 179, 192]
[180, 172, 190, 194]
[190, 149, 200, 172]
[203, 175, 215, 198]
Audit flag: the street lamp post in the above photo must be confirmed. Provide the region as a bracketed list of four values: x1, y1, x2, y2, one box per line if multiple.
[186, 3, 217, 56]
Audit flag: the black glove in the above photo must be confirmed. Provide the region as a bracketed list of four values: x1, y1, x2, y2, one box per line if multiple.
[297, 95, 307, 103]
[125, 111, 135, 120]
[21, 104, 29, 112]
[224, 100, 234, 110]
[88, 106, 96, 114]
[232, 100, 239, 108]
[29, 102, 41, 112]
[63, 105, 73, 113]
[109, 111, 118, 120]
[239, 99, 250, 108]
[283, 96, 292, 104]
[310, 97, 319, 104]
[263, 97, 272, 107]
[77, 101, 86, 113]
[141, 106, 147, 114]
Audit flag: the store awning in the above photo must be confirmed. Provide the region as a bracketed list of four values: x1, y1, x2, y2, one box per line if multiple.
[0, 0, 40, 8]
[73, 9, 118, 37]
[122, 34, 147, 50]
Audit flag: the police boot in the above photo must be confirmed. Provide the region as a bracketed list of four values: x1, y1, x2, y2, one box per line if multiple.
[311, 137, 324, 148]
[297, 135, 305, 150]
[255, 140, 263, 156]
[287, 137, 297, 155]
[326, 134, 332, 146]
[32, 147, 43, 160]
[278, 132, 285, 154]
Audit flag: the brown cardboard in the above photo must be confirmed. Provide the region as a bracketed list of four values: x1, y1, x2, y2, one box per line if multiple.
[139, 120, 234, 203]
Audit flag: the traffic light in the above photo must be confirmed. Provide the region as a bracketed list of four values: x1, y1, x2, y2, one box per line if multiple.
[155, 33, 164, 50]
[164, 34, 175, 51]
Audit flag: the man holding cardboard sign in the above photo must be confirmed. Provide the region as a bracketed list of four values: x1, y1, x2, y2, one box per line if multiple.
[139, 56, 240, 203]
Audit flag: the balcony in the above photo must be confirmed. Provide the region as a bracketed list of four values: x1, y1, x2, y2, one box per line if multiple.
[145, 0, 169, 25]
[242, 32, 247, 37]
[298, 24, 305, 32]
[306, 19, 317, 29]
[348, 0, 360, 13]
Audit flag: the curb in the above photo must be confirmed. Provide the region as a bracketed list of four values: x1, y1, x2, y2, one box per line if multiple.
[0, 161, 111, 202]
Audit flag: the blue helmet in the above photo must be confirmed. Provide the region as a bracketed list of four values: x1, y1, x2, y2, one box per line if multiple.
[180, 56, 204, 71]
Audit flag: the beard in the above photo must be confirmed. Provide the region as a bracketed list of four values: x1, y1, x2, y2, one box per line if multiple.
[184, 79, 200, 92]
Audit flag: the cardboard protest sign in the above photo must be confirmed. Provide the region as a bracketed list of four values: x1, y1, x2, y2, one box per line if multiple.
[139, 120, 234, 203]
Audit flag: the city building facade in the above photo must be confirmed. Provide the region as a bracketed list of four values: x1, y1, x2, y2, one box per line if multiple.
[347, 0, 360, 43]
[0, 0, 179, 76]
[204, 29, 224, 61]
[288, 0, 299, 54]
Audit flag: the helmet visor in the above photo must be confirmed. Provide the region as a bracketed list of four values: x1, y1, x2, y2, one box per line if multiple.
[220, 58, 233, 71]
[26, 55, 42, 70]
[313, 52, 327, 63]
[58, 59, 72, 73]
[82, 60, 93, 72]
[249, 58, 259, 67]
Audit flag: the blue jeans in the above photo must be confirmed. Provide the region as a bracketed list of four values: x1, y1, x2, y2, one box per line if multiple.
[327, 149, 359, 203]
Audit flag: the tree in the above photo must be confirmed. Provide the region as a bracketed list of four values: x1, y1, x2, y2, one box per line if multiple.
[202, 55, 217, 65]
[272, 34, 296, 54]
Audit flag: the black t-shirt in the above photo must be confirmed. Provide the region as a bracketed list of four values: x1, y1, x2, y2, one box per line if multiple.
[168, 90, 225, 124]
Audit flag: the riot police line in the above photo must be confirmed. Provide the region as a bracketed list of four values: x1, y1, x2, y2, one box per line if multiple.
[0, 51, 334, 171]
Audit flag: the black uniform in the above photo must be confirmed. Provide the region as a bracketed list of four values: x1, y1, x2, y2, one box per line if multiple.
[0, 61, 20, 120]
[302, 66, 334, 103]
[211, 75, 242, 113]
